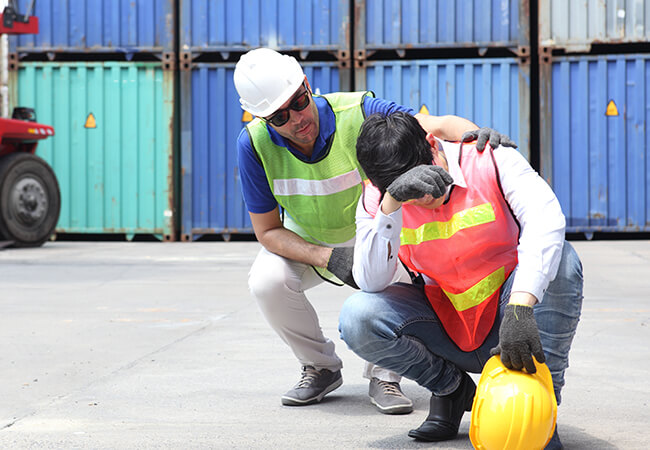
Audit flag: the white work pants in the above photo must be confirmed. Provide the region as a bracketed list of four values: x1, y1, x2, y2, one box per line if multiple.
[249, 247, 408, 382]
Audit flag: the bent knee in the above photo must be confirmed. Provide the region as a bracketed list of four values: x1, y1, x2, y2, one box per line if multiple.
[248, 263, 290, 304]
[339, 293, 381, 347]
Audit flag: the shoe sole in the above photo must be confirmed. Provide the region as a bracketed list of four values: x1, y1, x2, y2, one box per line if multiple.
[407, 429, 458, 442]
[281, 377, 343, 406]
[370, 397, 414, 415]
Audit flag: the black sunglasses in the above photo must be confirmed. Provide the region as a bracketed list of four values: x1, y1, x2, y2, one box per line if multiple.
[264, 84, 311, 127]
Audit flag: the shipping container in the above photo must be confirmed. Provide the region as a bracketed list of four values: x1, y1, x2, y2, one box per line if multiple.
[354, 0, 529, 58]
[355, 57, 531, 160]
[180, 61, 349, 241]
[13, 62, 176, 240]
[9, 0, 175, 56]
[539, 0, 650, 52]
[179, 0, 350, 59]
[539, 54, 650, 234]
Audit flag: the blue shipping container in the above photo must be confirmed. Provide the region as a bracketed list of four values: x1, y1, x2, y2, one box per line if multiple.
[539, 0, 650, 52]
[356, 58, 530, 160]
[10, 0, 175, 55]
[180, 61, 347, 240]
[355, 0, 528, 56]
[180, 0, 350, 57]
[541, 54, 650, 234]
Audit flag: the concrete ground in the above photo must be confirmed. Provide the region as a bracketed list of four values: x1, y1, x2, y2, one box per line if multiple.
[0, 240, 648, 449]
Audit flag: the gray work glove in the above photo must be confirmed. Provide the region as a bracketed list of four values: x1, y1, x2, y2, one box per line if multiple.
[490, 304, 546, 374]
[386, 165, 453, 203]
[326, 247, 359, 289]
[461, 127, 518, 151]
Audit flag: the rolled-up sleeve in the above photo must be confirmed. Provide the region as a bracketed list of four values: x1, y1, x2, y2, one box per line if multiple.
[353, 196, 403, 292]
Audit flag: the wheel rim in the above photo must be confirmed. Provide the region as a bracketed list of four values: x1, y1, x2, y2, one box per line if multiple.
[10, 176, 49, 226]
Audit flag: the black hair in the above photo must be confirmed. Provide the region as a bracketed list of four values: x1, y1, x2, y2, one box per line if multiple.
[356, 111, 433, 193]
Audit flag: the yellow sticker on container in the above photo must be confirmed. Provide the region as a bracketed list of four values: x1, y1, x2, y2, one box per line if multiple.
[419, 104, 430, 115]
[242, 111, 253, 122]
[605, 100, 619, 116]
[84, 113, 97, 128]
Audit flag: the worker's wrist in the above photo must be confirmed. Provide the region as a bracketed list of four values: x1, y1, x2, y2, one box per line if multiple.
[508, 291, 538, 307]
[380, 192, 402, 215]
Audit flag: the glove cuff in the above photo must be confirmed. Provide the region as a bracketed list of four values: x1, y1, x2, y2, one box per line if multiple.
[505, 303, 534, 320]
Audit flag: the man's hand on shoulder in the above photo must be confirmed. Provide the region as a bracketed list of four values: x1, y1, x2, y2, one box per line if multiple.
[461, 127, 518, 152]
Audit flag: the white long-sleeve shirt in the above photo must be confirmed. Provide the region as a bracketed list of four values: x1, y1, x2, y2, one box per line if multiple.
[353, 139, 566, 302]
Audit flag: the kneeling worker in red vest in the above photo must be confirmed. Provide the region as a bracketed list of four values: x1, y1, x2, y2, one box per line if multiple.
[338, 111, 583, 449]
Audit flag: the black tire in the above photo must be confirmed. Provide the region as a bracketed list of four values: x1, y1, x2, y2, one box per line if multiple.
[0, 152, 61, 247]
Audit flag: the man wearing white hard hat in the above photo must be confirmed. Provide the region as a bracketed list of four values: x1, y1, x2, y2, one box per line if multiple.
[233, 48, 516, 413]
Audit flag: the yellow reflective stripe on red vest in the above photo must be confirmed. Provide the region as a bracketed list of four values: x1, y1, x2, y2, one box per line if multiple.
[400, 202, 496, 245]
[442, 266, 505, 312]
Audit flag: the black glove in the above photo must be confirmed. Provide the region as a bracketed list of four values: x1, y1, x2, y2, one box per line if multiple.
[326, 247, 359, 289]
[490, 304, 545, 374]
[461, 127, 518, 152]
[386, 165, 453, 203]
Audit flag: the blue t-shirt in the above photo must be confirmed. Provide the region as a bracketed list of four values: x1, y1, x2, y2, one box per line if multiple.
[237, 95, 415, 214]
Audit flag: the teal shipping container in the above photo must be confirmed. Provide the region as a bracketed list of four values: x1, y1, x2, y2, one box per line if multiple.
[14, 62, 176, 240]
[355, 58, 531, 160]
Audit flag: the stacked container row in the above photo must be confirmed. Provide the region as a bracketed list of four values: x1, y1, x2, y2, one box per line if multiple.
[9, 0, 178, 240]
[538, 0, 650, 234]
[179, 0, 352, 240]
[11, 1, 647, 240]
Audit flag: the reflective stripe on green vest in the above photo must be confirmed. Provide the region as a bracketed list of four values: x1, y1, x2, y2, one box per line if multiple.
[247, 91, 371, 245]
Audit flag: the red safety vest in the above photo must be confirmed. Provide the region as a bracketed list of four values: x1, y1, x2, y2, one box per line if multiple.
[362, 143, 520, 351]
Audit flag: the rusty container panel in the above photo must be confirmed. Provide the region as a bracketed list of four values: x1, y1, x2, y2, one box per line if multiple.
[356, 57, 530, 161]
[540, 54, 650, 234]
[179, 0, 350, 57]
[180, 61, 348, 241]
[16, 62, 176, 240]
[10, 0, 175, 55]
[539, 0, 650, 52]
[355, 0, 528, 55]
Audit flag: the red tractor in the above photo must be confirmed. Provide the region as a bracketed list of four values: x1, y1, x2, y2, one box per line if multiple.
[0, 1, 60, 248]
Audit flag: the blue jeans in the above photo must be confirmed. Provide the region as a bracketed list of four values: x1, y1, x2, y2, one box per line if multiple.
[339, 242, 583, 404]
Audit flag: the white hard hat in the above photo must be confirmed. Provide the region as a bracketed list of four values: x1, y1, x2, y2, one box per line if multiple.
[234, 48, 305, 117]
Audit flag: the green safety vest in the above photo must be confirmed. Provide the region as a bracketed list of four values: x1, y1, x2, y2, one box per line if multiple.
[246, 90, 372, 283]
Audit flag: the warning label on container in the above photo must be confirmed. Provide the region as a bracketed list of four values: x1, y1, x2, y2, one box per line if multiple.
[605, 100, 619, 116]
[85, 113, 97, 128]
[419, 104, 430, 115]
[242, 111, 253, 123]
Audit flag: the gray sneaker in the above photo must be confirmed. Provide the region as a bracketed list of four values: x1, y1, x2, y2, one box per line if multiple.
[369, 377, 414, 414]
[281, 366, 343, 406]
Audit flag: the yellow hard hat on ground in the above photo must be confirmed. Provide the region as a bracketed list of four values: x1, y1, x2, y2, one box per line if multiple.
[469, 355, 557, 450]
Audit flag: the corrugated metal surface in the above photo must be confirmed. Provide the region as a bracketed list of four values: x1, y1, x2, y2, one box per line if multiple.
[540, 54, 650, 233]
[10, 0, 175, 54]
[16, 62, 176, 239]
[539, 0, 650, 51]
[179, 0, 350, 56]
[180, 61, 347, 240]
[355, 58, 530, 160]
[355, 0, 527, 54]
